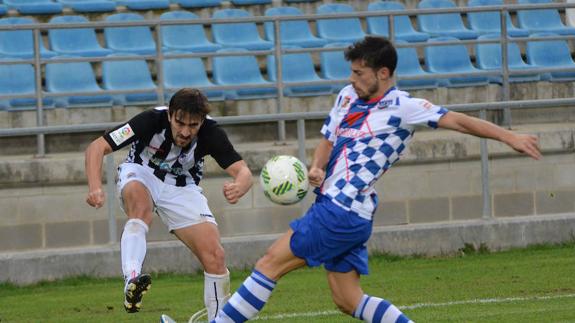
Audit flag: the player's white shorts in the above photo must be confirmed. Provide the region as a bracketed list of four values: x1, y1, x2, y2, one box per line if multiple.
[116, 162, 217, 231]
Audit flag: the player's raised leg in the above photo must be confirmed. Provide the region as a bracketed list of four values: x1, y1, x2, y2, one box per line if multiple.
[327, 271, 413, 323]
[119, 180, 154, 313]
[212, 230, 306, 322]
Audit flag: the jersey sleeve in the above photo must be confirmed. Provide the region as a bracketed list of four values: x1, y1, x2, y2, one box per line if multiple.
[102, 109, 159, 151]
[321, 86, 354, 142]
[400, 97, 449, 129]
[205, 124, 243, 170]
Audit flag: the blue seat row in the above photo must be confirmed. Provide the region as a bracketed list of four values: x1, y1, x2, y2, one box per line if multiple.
[2, 33, 574, 110]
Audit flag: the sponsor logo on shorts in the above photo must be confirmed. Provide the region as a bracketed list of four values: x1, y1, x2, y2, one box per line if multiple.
[109, 124, 134, 146]
[200, 213, 214, 218]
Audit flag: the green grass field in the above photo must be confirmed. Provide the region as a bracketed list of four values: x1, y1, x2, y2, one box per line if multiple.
[2, 243, 575, 322]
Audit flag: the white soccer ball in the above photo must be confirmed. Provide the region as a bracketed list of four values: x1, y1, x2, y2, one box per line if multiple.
[260, 155, 309, 205]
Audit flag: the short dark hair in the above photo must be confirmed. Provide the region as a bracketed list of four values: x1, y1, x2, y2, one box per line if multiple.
[344, 36, 397, 76]
[168, 88, 211, 119]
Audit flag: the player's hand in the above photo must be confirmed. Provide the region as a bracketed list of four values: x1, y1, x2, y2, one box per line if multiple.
[507, 134, 541, 160]
[86, 188, 105, 208]
[308, 167, 325, 187]
[223, 182, 242, 204]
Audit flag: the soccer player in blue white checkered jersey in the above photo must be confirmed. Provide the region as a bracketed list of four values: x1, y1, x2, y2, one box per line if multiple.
[212, 36, 541, 323]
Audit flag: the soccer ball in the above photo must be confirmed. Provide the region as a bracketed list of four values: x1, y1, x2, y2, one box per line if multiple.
[260, 155, 309, 205]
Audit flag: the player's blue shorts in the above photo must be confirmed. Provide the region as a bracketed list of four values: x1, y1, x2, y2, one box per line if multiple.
[289, 195, 373, 275]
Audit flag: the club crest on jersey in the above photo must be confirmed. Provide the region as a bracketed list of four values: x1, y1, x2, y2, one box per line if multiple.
[419, 100, 434, 110]
[340, 96, 351, 109]
[109, 124, 134, 145]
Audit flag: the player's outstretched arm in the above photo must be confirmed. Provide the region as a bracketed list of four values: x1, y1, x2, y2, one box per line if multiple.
[223, 160, 253, 204]
[437, 111, 541, 160]
[308, 138, 333, 187]
[84, 136, 113, 208]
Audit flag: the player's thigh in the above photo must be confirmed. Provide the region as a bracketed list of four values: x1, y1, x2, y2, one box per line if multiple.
[255, 229, 307, 281]
[173, 222, 223, 257]
[326, 270, 364, 313]
[121, 180, 155, 224]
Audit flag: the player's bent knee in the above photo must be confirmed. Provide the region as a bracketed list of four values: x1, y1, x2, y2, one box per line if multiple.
[201, 247, 226, 273]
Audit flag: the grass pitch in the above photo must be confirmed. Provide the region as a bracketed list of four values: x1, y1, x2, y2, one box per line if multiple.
[1, 243, 575, 322]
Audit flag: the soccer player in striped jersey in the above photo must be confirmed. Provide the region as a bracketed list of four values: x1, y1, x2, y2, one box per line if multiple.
[85, 88, 253, 319]
[211, 37, 541, 322]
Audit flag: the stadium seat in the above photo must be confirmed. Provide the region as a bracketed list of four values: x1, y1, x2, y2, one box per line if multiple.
[319, 42, 351, 93]
[316, 3, 366, 43]
[0, 60, 54, 110]
[0, 4, 7, 16]
[267, 47, 333, 97]
[45, 56, 113, 108]
[517, 0, 575, 35]
[212, 48, 277, 100]
[417, 0, 479, 39]
[366, 1, 429, 42]
[56, 0, 116, 13]
[104, 13, 156, 55]
[467, 0, 529, 37]
[567, 0, 575, 27]
[526, 32, 575, 81]
[424, 36, 489, 87]
[48, 15, 112, 57]
[475, 34, 540, 83]
[395, 40, 440, 90]
[170, 0, 222, 8]
[4, 0, 63, 15]
[264, 7, 327, 48]
[102, 54, 158, 105]
[163, 53, 225, 101]
[230, 0, 271, 4]
[160, 11, 222, 53]
[116, 0, 169, 10]
[0, 17, 56, 59]
[212, 9, 273, 51]
[283, 0, 321, 2]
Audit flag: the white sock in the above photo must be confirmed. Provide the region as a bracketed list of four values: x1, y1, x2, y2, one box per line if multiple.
[121, 218, 148, 290]
[353, 294, 413, 323]
[204, 269, 231, 320]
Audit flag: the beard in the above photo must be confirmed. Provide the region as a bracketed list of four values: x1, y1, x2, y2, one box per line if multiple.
[355, 82, 380, 101]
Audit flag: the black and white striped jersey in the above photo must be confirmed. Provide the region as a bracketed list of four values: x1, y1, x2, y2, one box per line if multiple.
[103, 106, 242, 187]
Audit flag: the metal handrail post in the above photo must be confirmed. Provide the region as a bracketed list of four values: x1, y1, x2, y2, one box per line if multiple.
[479, 109, 492, 219]
[296, 119, 306, 165]
[273, 19, 286, 142]
[105, 154, 117, 244]
[155, 22, 165, 107]
[32, 28, 45, 157]
[500, 9, 512, 128]
[388, 14, 395, 42]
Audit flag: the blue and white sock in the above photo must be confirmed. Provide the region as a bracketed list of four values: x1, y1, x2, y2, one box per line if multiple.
[353, 294, 413, 323]
[211, 270, 276, 323]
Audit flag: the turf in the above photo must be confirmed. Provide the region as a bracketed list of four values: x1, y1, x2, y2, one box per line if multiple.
[1, 243, 574, 322]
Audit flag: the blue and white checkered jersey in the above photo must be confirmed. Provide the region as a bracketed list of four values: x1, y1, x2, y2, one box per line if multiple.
[319, 85, 449, 220]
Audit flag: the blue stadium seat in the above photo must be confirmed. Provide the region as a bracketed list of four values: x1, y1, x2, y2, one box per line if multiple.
[4, 0, 63, 15]
[267, 47, 332, 97]
[319, 43, 351, 93]
[104, 13, 156, 55]
[517, 0, 575, 35]
[48, 15, 113, 57]
[46, 56, 113, 108]
[230, 0, 271, 4]
[366, 1, 429, 42]
[467, 0, 529, 37]
[0, 17, 56, 59]
[102, 54, 158, 105]
[212, 9, 273, 50]
[56, 0, 116, 13]
[316, 3, 366, 43]
[526, 32, 575, 81]
[417, 0, 479, 39]
[170, 0, 222, 8]
[395, 40, 440, 90]
[424, 36, 489, 87]
[163, 53, 225, 101]
[284, 0, 320, 2]
[0, 60, 54, 110]
[264, 7, 327, 48]
[0, 4, 7, 16]
[116, 0, 169, 10]
[160, 11, 222, 53]
[475, 34, 540, 83]
[212, 48, 276, 100]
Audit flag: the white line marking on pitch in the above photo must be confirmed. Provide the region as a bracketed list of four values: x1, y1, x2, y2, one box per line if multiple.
[252, 293, 575, 321]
